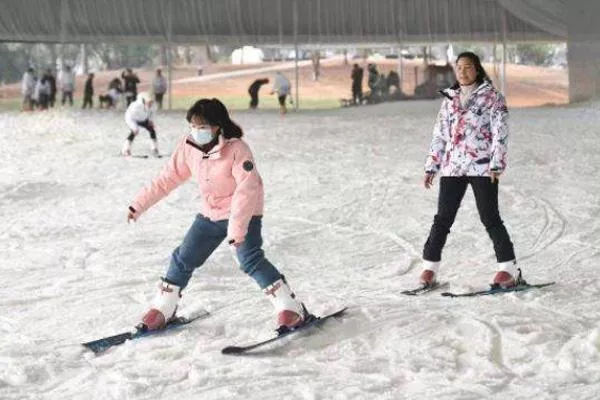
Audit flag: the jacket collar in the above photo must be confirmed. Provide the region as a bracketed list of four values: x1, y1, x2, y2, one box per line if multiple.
[186, 134, 237, 159]
[440, 81, 492, 100]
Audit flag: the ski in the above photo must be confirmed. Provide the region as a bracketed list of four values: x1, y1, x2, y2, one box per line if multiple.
[82, 310, 210, 354]
[401, 281, 449, 296]
[221, 307, 347, 355]
[117, 153, 170, 159]
[131, 154, 169, 159]
[441, 282, 555, 298]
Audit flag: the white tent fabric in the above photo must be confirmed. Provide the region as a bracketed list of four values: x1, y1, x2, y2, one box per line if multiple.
[498, 0, 567, 38]
[0, 0, 571, 45]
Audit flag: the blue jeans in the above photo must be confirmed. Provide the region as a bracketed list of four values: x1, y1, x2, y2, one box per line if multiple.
[165, 215, 282, 290]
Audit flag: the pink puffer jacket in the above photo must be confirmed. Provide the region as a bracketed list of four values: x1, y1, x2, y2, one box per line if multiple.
[130, 134, 264, 243]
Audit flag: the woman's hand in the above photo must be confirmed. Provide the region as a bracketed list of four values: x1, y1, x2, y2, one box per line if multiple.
[424, 173, 435, 189]
[127, 206, 137, 223]
[228, 239, 243, 248]
[490, 171, 501, 183]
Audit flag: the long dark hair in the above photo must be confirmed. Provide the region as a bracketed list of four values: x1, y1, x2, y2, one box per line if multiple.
[185, 98, 243, 139]
[451, 51, 491, 89]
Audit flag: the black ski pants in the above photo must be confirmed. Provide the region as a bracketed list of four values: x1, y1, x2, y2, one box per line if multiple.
[423, 176, 515, 263]
[249, 90, 259, 109]
[352, 83, 362, 104]
[82, 94, 93, 109]
[127, 120, 156, 141]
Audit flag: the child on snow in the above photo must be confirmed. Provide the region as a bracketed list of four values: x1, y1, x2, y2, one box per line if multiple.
[127, 98, 308, 331]
[120, 92, 160, 157]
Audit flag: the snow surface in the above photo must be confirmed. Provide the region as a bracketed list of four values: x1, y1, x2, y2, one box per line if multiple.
[1, 100, 599, 400]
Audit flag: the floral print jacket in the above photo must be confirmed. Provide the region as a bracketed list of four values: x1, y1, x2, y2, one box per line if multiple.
[425, 81, 509, 176]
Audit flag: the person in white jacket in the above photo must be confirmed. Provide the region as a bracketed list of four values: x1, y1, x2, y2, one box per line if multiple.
[271, 72, 291, 115]
[59, 66, 75, 106]
[121, 92, 160, 157]
[21, 67, 36, 111]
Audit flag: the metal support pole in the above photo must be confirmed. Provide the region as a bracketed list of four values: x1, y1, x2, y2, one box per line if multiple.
[397, 45, 403, 92]
[167, 0, 173, 110]
[501, 8, 507, 95]
[396, 0, 404, 93]
[59, 0, 67, 70]
[293, 0, 299, 110]
[278, 0, 283, 60]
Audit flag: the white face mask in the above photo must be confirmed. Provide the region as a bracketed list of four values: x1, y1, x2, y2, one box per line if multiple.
[190, 127, 214, 145]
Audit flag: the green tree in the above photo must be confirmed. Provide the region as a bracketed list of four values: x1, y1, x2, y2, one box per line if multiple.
[0, 44, 30, 83]
[515, 44, 554, 65]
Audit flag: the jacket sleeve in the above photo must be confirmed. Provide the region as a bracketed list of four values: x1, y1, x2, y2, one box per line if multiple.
[130, 138, 191, 217]
[489, 92, 509, 172]
[227, 143, 262, 243]
[424, 100, 450, 173]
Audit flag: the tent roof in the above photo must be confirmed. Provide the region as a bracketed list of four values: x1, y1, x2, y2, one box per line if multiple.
[0, 0, 570, 45]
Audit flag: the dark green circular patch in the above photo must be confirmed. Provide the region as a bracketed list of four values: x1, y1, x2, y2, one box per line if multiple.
[243, 160, 254, 172]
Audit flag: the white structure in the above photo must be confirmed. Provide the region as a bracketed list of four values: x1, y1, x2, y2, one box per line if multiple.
[231, 46, 264, 65]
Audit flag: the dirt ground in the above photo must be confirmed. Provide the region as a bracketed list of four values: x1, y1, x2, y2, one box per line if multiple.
[0, 58, 568, 109]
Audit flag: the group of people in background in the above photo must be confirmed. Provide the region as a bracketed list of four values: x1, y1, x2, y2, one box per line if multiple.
[247, 71, 291, 115]
[21, 66, 74, 111]
[21, 67, 167, 112]
[22, 64, 296, 115]
[118, 70, 293, 159]
[350, 63, 402, 105]
[21, 62, 402, 114]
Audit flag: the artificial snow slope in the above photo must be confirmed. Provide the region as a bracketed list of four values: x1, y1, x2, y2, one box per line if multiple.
[1, 100, 599, 400]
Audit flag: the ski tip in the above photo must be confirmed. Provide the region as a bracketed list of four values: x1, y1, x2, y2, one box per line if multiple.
[332, 307, 348, 316]
[81, 343, 106, 354]
[318, 307, 348, 320]
[221, 346, 245, 355]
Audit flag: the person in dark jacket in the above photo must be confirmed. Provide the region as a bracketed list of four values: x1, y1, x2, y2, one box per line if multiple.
[82, 73, 94, 109]
[99, 77, 123, 109]
[248, 78, 269, 109]
[351, 64, 364, 105]
[121, 68, 140, 106]
[45, 68, 57, 108]
[387, 70, 401, 95]
[109, 77, 122, 91]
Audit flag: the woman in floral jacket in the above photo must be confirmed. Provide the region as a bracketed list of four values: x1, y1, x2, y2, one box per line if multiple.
[419, 52, 517, 289]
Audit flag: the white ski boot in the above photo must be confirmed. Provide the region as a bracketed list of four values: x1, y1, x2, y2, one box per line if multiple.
[140, 280, 181, 331]
[121, 139, 132, 156]
[264, 277, 307, 330]
[150, 139, 160, 157]
[419, 260, 440, 287]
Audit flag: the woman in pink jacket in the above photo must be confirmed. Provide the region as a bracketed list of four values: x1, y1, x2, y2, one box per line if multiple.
[128, 98, 307, 331]
[420, 52, 517, 289]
